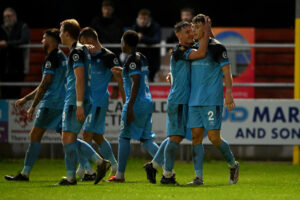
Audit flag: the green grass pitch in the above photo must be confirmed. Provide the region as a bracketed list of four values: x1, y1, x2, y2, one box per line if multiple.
[0, 159, 300, 200]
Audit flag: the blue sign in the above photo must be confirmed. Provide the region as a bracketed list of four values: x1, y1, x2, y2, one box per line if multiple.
[0, 100, 8, 142]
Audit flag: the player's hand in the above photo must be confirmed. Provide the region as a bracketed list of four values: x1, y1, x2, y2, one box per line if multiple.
[137, 33, 143, 40]
[111, 67, 123, 74]
[85, 44, 97, 54]
[27, 106, 35, 122]
[127, 106, 134, 123]
[166, 73, 172, 84]
[204, 16, 211, 33]
[76, 106, 85, 122]
[225, 91, 235, 111]
[0, 40, 7, 48]
[15, 98, 26, 110]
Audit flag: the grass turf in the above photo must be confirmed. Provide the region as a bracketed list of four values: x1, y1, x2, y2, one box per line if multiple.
[0, 159, 299, 200]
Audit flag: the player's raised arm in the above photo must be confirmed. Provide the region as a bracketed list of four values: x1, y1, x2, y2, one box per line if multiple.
[222, 64, 235, 111]
[188, 16, 211, 60]
[27, 73, 53, 121]
[74, 66, 85, 122]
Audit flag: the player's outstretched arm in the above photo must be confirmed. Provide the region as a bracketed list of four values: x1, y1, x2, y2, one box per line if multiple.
[127, 74, 140, 123]
[15, 87, 39, 110]
[188, 16, 211, 60]
[74, 66, 86, 122]
[112, 67, 126, 104]
[27, 74, 54, 121]
[222, 64, 235, 111]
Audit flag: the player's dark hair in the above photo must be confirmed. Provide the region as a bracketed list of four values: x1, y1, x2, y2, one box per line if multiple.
[181, 7, 194, 16]
[174, 21, 191, 33]
[44, 28, 61, 43]
[138, 8, 151, 17]
[60, 19, 80, 40]
[79, 27, 98, 41]
[102, 0, 114, 8]
[192, 14, 206, 24]
[123, 30, 139, 48]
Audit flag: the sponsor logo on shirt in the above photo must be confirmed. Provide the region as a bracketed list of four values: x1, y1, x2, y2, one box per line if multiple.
[222, 51, 228, 59]
[113, 58, 119, 65]
[129, 62, 136, 70]
[73, 54, 79, 62]
[141, 66, 148, 71]
[45, 61, 51, 69]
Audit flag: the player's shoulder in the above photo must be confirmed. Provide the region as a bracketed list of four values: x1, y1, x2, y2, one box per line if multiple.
[124, 52, 142, 70]
[172, 44, 191, 61]
[70, 42, 85, 55]
[100, 48, 121, 67]
[57, 48, 67, 59]
[208, 38, 228, 62]
[45, 48, 60, 66]
[101, 48, 117, 59]
[208, 38, 226, 51]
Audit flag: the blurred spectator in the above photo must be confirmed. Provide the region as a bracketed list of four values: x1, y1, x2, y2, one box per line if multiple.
[132, 8, 161, 82]
[0, 7, 30, 99]
[90, 0, 123, 55]
[166, 7, 194, 44]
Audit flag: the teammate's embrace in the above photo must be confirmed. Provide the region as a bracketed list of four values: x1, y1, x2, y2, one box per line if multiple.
[5, 28, 67, 181]
[144, 18, 211, 184]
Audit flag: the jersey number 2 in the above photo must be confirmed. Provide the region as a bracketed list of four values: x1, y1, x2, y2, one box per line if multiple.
[208, 111, 214, 121]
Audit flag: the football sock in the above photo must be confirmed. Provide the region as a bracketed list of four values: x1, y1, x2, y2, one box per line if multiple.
[218, 140, 235, 167]
[152, 138, 169, 168]
[163, 170, 173, 178]
[115, 171, 124, 179]
[76, 139, 103, 165]
[98, 139, 117, 165]
[117, 137, 130, 173]
[22, 142, 41, 176]
[77, 141, 93, 173]
[141, 139, 159, 157]
[64, 141, 78, 179]
[192, 143, 204, 178]
[164, 140, 179, 172]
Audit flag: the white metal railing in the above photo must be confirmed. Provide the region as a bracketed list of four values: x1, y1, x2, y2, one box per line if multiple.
[0, 42, 294, 88]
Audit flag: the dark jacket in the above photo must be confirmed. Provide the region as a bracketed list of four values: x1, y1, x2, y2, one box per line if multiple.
[0, 21, 30, 76]
[132, 19, 161, 82]
[132, 19, 161, 45]
[90, 16, 123, 44]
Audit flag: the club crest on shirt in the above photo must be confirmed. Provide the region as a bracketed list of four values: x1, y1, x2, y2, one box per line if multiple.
[129, 62, 136, 70]
[113, 58, 119, 65]
[222, 51, 228, 59]
[73, 53, 79, 62]
[45, 61, 51, 69]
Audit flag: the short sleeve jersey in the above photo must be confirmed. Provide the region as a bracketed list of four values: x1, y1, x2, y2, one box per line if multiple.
[122, 52, 152, 104]
[90, 48, 120, 106]
[65, 42, 92, 106]
[40, 48, 67, 109]
[189, 38, 230, 106]
[168, 44, 193, 105]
